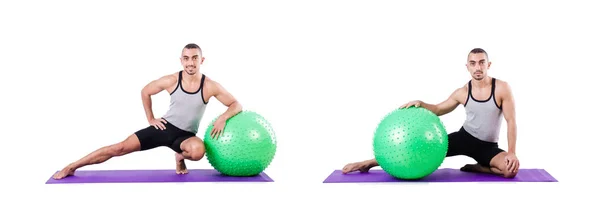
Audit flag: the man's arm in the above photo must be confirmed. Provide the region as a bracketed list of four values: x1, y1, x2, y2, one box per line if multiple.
[499, 81, 517, 154]
[406, 87, 463, 116]
[208, 79, 242, 121]
[141, 75, 176, 122]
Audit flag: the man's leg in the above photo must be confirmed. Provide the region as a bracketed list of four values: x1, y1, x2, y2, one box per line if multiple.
[172, 136, 206, 174]
[52, 134, 142, 179]
[342, 129, 463, 174]
[342, 159, 378, 174]
[460, 152, 517, 178]
[460, 143, 518, 178]
[489, 152, 518, 178]
[180, 136, 206, 160]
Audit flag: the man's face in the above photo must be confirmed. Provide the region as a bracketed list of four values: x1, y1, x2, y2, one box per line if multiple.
[180, 48, 204, 75]
[466, 53, 491, 81]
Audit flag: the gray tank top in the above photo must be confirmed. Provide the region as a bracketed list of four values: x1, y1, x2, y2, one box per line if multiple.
[162, 71, 208, 134]
[462, 78, 503, 143]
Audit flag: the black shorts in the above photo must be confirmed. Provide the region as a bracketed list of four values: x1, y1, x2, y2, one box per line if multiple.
[446, 127, 504, 167]
[134, 119, 196, 153]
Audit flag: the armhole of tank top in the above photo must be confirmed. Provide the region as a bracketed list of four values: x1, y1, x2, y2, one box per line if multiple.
[169, 71, 183, 95]
[200, 74, 208, 104]
[491, 78, 502, 110]
[464, 81, 471, 106]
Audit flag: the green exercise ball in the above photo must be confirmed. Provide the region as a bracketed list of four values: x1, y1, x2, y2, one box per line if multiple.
[372, 107, 448, 179]
[203, 111, 277, 176]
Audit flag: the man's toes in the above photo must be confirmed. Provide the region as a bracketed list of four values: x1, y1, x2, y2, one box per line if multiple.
[503, 170, 517, 178]
[53, 174, 66, 180]
[177, 169, 187, 175]
[342, 165, 352, 173]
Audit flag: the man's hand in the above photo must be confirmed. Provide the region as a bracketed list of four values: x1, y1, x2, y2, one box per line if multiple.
[505, 153, 519, 173]
[399, 100, 422, 109]
[149, 118, 167, 130]
[210, 118, 226, 139]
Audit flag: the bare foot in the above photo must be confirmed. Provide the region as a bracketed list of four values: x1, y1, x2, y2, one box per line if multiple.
[53, 165, 76, 179]
[342, 161, 373, 174]
[460, 164, 492, 174]
[175, 153, 188, 175]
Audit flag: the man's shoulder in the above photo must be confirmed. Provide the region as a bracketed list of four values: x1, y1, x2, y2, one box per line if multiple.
[447, 83, 468, 101]
[149, 72, 179, 88]
[454, 83, 469, 94]
[494, 78, 512, 92]
[494, 77, 509, 85]
[202, 74, 216, 86]
[160, 72, 179, 82]
[201, 74, 221, 91]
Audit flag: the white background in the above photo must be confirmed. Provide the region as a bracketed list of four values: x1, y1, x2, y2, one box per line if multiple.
[1, 0, 598, 208]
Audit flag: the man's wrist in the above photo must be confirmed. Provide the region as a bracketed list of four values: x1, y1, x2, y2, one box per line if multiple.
[147, 116, 157, 123]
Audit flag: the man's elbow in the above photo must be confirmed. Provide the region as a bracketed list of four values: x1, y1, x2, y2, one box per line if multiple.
[141, 88, 151, 98]
[228, 100, 242, 111]
[234, 101, 243, 112]
[432, 106, 443, 116]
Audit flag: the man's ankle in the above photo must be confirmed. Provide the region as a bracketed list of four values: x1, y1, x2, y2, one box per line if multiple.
[67, 163, 78, 170]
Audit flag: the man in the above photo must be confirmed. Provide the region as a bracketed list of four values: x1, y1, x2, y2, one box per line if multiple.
[342, 48, 520, 178]
[53, 43, 242, 179]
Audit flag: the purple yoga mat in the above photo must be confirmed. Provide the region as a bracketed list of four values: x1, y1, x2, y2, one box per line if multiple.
[46, 169, 273, 184]
[323, 168, 557, 183]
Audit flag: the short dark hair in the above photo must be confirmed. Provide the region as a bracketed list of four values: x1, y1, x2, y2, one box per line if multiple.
[469, 48, 488, 60]
[183, 43, 202, 55]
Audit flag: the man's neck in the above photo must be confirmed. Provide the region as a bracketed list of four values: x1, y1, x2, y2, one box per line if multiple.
[181, 71, 202, 83]
[471, 76, 492, 88]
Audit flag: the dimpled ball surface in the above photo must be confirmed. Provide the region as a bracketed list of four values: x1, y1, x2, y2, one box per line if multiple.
[373, 107, 448, 180]
[204, 111, 277, 176]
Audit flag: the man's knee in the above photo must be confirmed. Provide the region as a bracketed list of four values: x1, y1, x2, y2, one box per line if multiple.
[488, 152, 518, 178]
[189, 150, 205, 161]
[188, 147, 205, 161]
[107, 143, 127, 156]
[184, 138, 205, 161]
[108, 135, 141, 156]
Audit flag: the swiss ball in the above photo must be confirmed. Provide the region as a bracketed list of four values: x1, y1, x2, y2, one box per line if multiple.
[373, 107, 448, 179]
[203, 111, 277, 176]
